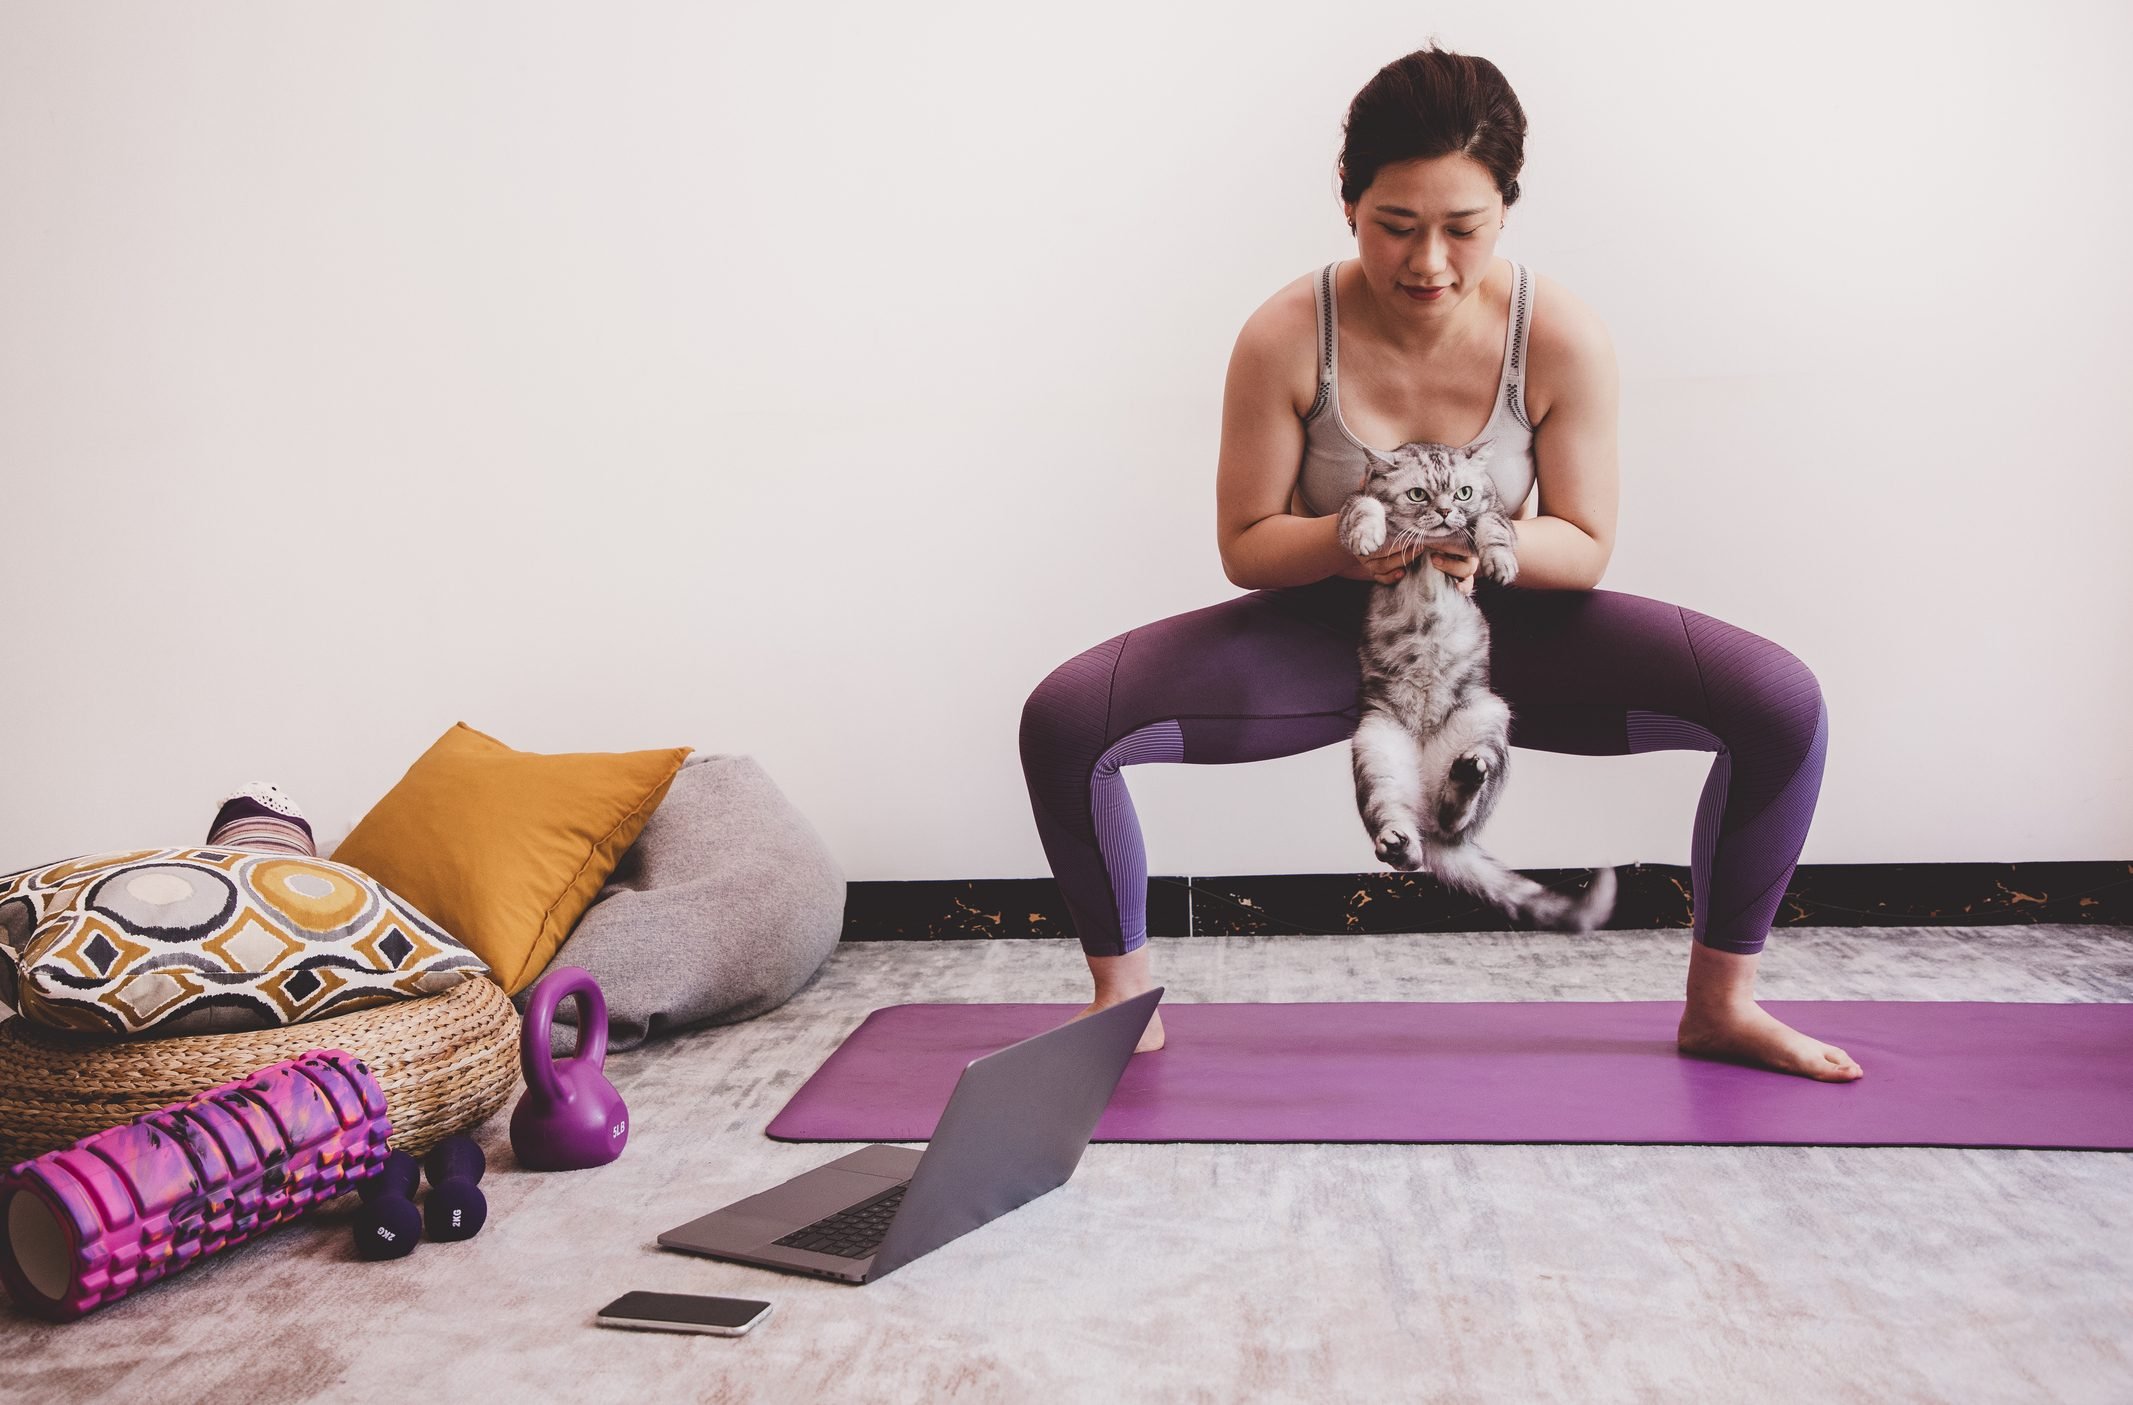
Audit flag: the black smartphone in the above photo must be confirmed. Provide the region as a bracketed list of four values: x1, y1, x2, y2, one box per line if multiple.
[594, 1290, 775, 1337]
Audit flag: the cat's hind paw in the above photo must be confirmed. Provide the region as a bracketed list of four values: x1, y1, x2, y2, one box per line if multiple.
[1373, 824, 1425, 871]
[1435, 754, 1490, 835]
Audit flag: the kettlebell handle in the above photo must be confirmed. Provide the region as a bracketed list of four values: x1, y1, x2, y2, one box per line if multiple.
[520, 966, 609, 1106]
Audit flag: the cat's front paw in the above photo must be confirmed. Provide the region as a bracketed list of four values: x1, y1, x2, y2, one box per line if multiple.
[1337, 498, 1387, 557]
[1479, 545, 1519, 585]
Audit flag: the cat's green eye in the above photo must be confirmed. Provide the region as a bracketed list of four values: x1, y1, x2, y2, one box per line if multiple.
[1456, 485, 1474, 501]
[1405, 487, 1428, 502]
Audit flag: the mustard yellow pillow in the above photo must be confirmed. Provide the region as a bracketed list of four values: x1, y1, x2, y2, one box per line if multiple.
[331, 723, 692, 993]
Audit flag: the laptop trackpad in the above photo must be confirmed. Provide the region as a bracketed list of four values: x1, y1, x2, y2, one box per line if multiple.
[662, 1166, 902, 1256]
[756, 1167, 903, 1226]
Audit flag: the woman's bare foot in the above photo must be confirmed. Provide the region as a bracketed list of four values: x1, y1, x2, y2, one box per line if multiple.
[1080, 946, 1166, 1053]
[1077, 996, 1166, 1053]
[1677, 1002, 1862, 1082]
[1678, 940, 1862, 1081]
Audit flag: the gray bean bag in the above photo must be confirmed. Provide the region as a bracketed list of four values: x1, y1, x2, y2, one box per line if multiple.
[516, 753, 845, 1052]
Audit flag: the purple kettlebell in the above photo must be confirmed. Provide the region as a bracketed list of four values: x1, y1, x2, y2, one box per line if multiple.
[511, 967, 628, 1171]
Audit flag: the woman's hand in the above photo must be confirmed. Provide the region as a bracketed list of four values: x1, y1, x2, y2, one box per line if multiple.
[1337, 537, 1422, 585]
[1424, 540, 1479, 597]
[1338, 536, 1478, 594]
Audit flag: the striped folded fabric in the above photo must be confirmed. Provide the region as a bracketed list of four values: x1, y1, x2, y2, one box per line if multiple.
[205, 782, 316, 855]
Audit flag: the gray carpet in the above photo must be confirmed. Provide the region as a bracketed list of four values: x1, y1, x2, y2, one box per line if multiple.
[3, 924, 2130, 1404]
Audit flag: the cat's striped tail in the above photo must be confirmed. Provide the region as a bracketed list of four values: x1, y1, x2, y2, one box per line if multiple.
[1419, 840, 1617, 934]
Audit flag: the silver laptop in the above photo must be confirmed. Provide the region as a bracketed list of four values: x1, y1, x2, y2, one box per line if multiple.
[658, 987, 1162, 1284]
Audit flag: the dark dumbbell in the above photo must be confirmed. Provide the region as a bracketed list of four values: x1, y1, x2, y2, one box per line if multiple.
[353, 1150, 422, 1260]
[422, 1135, 488, 1242]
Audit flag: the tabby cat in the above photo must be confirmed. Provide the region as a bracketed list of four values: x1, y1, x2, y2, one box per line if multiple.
[1335, 440, 1617, 932]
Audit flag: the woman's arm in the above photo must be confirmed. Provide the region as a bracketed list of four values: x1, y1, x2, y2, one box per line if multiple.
[1216, 291, 1358, 589]
[1510, 280, 1620, 591]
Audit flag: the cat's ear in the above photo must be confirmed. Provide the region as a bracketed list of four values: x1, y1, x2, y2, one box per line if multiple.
[1462, 438, 1495, 462]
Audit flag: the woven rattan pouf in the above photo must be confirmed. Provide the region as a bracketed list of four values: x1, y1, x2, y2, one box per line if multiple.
[0, 973, 521, 1165]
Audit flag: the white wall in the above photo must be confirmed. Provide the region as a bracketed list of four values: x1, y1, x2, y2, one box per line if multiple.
[3, 0, 2128, 881]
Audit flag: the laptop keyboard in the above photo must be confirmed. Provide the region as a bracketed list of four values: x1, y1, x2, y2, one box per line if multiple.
[772, 1183, 909, 1259]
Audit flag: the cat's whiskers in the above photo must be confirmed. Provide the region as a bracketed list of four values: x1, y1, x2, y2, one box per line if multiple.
[1388, 523, 1434, 551]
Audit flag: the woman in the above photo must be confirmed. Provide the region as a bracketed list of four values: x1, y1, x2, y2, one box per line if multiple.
[1018, 45, 1859, 1082]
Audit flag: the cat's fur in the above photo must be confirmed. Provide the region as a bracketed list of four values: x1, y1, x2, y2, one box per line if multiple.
[1335, 440, 1616, 933]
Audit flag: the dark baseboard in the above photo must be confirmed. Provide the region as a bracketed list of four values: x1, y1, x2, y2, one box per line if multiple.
[840, 862, 2133, 942]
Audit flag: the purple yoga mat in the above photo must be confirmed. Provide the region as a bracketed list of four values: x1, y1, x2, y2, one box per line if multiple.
[764, 1001, 2133, 1150]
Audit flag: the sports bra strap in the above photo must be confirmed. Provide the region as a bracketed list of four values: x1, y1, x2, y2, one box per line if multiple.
[1307, 261, 1338, 422]
[1505, 260, 1533, 431]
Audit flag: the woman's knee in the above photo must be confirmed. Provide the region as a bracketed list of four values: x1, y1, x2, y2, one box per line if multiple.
[1680, 608, 1827, 775]
[1019, 634, 1128, 794]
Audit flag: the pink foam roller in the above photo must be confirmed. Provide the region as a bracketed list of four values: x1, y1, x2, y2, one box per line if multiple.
[0, 1048, 392, 1321]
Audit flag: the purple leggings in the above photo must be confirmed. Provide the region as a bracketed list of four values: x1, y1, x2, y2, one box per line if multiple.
[1019, 577, 1828, 958]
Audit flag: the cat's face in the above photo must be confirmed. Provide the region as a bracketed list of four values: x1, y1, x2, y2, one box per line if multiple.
[1367, 442, 1501, 541]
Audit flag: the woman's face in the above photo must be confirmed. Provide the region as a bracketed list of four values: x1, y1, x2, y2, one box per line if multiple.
[1343, 154, 1505, 324]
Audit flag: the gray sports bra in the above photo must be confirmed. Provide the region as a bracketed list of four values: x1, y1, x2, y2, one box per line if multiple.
[1292, 258, 1537, 519]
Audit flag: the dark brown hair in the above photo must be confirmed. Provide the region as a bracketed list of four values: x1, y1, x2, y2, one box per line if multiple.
[1337, 43, 1528, 214]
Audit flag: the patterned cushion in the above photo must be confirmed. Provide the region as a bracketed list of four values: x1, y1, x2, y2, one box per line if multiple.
[0, 847, 489, 1037]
